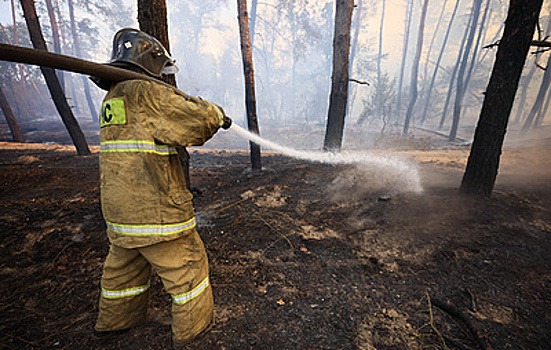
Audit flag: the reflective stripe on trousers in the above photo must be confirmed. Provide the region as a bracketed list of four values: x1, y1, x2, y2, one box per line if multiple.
[172, 277, 210, 305]
[101, 283, 150, 299]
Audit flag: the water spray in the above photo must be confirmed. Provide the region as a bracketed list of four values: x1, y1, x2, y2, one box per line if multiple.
[227, 123, 424, 194]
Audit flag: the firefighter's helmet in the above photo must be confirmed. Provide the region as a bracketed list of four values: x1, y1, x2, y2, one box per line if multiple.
[109, 28, 178, 77]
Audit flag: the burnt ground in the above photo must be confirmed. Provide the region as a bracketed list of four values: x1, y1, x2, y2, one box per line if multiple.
[0, 138, 550, 350]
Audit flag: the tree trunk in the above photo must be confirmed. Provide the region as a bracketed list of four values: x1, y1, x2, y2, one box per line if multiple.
[67, 0, 98, 122]
[20, 0, 90, 155]
[250, 0, 258, 48]
[513, 59, 538, 124]
[323, 0, 354, 152]
[464, 0, 491, 86]
[396, 0, 413, 115]
[449, 0, 483, 141]
[521, 52, 551, 132]
[513, 15, 551, 125]
[137, 0, 177, 87]
[460, 0, 544, 196]
[421, 0, 460, 126]
[402, 0, 429, 135]
[137, 0, 192, 189]
[534, 87, 551, 127]
[377, 0, 386, 85]
[439, 12, 474, 130]
[422, 0, 449, 86]
[237, 0, 262, 173]
[347, 0, 363, 119]
[0, 85, 24, 142]
[45, 0, 64, 89]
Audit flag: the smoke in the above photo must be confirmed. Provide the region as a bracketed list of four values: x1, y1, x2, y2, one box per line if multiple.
[229, 124, 423, 194]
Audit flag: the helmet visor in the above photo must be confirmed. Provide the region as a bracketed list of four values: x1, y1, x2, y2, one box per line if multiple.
[161, 63, 179, 75]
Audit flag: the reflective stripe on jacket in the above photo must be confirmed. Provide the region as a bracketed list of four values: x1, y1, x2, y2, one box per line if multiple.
[99, 79, 222, 248]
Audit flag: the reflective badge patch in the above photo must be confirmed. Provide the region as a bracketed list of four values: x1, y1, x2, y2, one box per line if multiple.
[100, 97, 127, 128]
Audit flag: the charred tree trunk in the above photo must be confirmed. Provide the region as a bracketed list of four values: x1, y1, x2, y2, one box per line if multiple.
[20, 0, 90, 155]
[138, 0, 176, 87]
[449, 0, 483, 141]
[514, 15, 551, 125]
[67, 0, 97, 122]
[439, 12, 473, 130]
[396, 0, 413, 115]
[0, 85, 24, 142]
[521, 52, 551, 132]
[535, 87, 551, 127]
[402, 0, 429, 135]
[237, 0, 262, 173]
[464, 0, 491, 87]
[323, 0, 354, 152]
[421, 0, 460, 126]
[460, 0, 544, 196]
[45, 0, 64, 89]
[137, 0, 192, 188]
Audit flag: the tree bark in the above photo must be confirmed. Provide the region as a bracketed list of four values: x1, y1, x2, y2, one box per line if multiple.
[323, 0, 354, 152]
[237, 0, 262, 173]
[402, 0, 429, 135]
[449, 0, 483, 141]
[67, 0, 97, 122]
[20, 0, 90, 155]
[0, 85, 24, 142]
[421, 0, 460, 126]
[460, 0, 544, 196]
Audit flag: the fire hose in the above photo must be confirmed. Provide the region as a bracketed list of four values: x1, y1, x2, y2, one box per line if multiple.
[0, 43, 232, 129]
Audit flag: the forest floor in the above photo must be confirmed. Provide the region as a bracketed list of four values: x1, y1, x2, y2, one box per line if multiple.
[0, 128, 550, 350]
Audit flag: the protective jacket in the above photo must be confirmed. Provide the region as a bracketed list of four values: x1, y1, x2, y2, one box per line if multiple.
[99, 79, 223, 248]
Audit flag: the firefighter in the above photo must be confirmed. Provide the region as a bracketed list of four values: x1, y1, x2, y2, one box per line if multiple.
[91, 28, 231, 348]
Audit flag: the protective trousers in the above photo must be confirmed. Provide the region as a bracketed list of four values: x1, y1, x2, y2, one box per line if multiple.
[95, 229, 214, 343]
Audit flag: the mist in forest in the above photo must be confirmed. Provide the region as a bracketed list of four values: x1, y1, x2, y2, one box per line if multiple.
[0, 0, 549, 149]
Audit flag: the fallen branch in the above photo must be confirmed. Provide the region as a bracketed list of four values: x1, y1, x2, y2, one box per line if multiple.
[412, 126, 469, 143]
[430, 296, 493, 350]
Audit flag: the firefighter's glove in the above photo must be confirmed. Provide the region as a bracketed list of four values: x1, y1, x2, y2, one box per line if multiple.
[213, 104, 232, 130]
